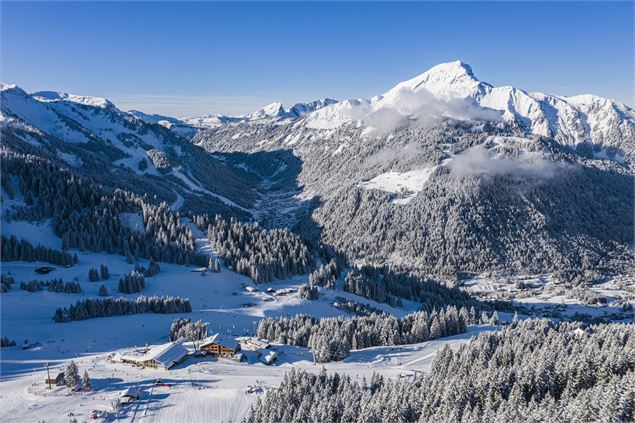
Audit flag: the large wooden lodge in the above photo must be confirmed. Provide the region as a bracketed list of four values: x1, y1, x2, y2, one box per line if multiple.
[115, 342, 188, 370]
[200, 333, 240, 358]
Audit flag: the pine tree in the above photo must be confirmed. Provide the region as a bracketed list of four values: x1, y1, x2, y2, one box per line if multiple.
[100, 264, 110, 280]
[82, 370, 92, 391]
[65, 360, 81, 391]
[98, 284, 109, 297]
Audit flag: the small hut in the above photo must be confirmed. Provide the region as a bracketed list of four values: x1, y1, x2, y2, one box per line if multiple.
[45, 372, 65, 386]
[120, 387, 141, 403]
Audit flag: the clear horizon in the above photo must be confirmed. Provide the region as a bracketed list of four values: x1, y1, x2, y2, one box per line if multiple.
[2, 1, 633, 117]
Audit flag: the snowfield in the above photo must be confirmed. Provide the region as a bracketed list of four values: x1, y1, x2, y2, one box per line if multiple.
[1, 217, 631, 422]
[1, 219, 480, 422]
[359, 167, 437, 204]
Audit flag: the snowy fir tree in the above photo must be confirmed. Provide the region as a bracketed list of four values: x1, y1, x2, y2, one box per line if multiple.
[64, 360, 81, 391]
[82, 370, 92, 391]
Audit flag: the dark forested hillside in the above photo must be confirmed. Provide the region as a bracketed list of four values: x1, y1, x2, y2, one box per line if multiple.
[194, 121, 635, 278]
[1, 151, 207, 265]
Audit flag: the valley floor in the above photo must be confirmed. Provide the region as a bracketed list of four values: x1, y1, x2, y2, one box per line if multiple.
[1, 221, 632, 422]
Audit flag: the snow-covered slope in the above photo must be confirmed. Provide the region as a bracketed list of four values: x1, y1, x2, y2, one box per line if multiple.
[128, 109, 198, 137]
[182, 98, 338, 129]
[1, 84, 166, 150]
[304, 61, 635, 155]
[182, 114, 244, 129]
[0, 83, 258, 216]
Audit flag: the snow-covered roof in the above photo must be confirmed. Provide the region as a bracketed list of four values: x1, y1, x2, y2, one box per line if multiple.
[258, 349, 277, 364]
[200, 333, 240, 351]
[120, 387, 140, 398]
[240, 337, 270, 350]
[120, 342, 188, 368]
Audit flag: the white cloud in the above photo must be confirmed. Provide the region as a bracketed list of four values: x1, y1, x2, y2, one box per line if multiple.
[361, 88, 503, 136]
[447, 145, 564, 178]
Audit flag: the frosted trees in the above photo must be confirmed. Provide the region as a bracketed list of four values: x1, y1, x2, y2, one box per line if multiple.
[342, 265, 485, 311]
[202, 215, 315, 283]
[0, 274, 14, 293]
[256, 306, 471, 362]
[118, 271, 146, 294]
[98, 284, 109, 296]
[1, 152, 207, 268]
[308, 260, 340, 289]
[135, 261, 160, 277]
[88, 268, 100, 282]
[53, 296, 191, 322]
[298, 283, 319, 300]
[169, 318, 207, 344]
[82, 370, 92, 391]
[1, 236, 77, 266]
[247, 319, 635, 422]
[100, 264, 110, 280]
[18, 279, 81, 293]
[208, 257, 221, 273]
[65, 361, 81, 391]
[1, 337, 16, 347]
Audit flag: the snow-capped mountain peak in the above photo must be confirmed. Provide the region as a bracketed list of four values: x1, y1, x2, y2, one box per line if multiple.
[382, 60, 490, 103]
[32, 90, 115, 109]
[304, 61, 635, 156]
[0, 82, 21, 92]
[288, 98, 338, 117]
[250, 102, 286, 120]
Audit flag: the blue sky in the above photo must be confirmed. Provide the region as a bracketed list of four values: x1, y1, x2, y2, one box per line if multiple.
[2, 1, 633, 117]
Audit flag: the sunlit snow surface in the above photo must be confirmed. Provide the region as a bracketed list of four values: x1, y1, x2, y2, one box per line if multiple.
[359, 167, 436, 204]
[1, 217, 632, 422]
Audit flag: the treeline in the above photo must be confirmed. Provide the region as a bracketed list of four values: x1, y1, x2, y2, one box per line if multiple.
[247, 319, 635, 423]
[1, 236, 77, 266]
[169, 318, 208, 342]
[343, 265, 484, 311]
[197, 215, 315, 284]
[256, 305, 477, 362]
[53, 295, 191, 323]
[20, 278, 81, 293]
[331, 298, 386, 316]
[1, 152, 206, 266]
